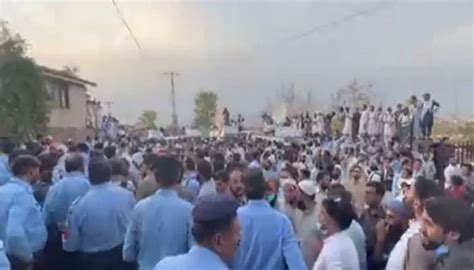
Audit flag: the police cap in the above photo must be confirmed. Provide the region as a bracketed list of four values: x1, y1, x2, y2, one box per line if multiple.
[192, 194, 239, 222]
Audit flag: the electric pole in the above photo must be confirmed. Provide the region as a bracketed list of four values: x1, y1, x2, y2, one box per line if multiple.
[163, 72, 179, 127]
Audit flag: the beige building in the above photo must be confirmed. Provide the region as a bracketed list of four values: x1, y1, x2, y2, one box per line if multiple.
[41, 66, 102, 141]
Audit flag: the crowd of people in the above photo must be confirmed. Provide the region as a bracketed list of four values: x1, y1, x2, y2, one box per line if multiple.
[277, 93, 440, 147]
[0, 92, 472, 270]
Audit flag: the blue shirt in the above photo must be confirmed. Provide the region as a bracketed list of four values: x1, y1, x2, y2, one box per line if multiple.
[235, 200, 306, 270]
[392, 172, 402, 197]
[154, 246, 228, 270]
[123, 189, 193, 270]
[63, 182, 135, 253]
[0, 240, 10, 270]
[0, 163, 11, 186]
[182, 172, 200, 204]
[43, 172, 90, 232]
[0, 155, 10, 186]
[0, 178, 47, 262]
[0, 154, 7, 168]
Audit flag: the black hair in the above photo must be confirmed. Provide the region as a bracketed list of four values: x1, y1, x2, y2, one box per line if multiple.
[104, 145, 117, 159]
[192, 215, 236, 245]
[243, 168, 266, 200]
[281, 165, 298, 180]
[316, 170, 329, 183]
[8, 149, 30, 166]
[65, 154, 84, 173]
[154, 155, 183, 188]
[451, 175, 464, 187]
[11, 155, 41, 177]
[94, 142, 104, 150]
[37, 153, 57, 172]
[213, 159, 226, 173]
[366, 181, 385, 196]
[88, 158, 112, 185]
[68, 143, 78, 152]
[251, 150, 260, 160]
[425, 197, 473, 243]
[184, 156, 195, 171]
[414, 176, 443, 203]
[143, 153, 159, 169]
[89, 149, 105, 160]
[197, 159, 213, 180]
[232, 153, 241, 163]
[300, 169, 311, 179]
[322, 190, 357, 231]
[213, 152, 225, 162]
[226, 162, 245, 175]
[403, 168, 413, 178]
[77, 143, 89, 153]
[109, 158, 126, 176]
[329, 182, 346, 193]
[214, 170, 229, 183]
[401, 158, 412, 166]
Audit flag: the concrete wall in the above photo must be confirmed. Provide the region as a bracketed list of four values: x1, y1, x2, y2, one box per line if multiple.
[47, 127, 96, 142]
[48, 83, 87, 129]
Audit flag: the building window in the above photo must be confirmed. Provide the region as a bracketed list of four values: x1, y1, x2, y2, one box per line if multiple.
[58, 83, 70, 109]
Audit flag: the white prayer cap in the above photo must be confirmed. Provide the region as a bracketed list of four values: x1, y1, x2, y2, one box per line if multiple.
[57, 144, 68, 154]
[298, 180, 317, 196]
[369, 174, 382, 183]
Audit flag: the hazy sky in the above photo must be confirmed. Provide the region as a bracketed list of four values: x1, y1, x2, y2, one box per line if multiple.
[1, 0, 472, 125]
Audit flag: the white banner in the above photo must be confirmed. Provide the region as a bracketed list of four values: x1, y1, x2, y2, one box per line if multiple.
[275, 127, 303, 138]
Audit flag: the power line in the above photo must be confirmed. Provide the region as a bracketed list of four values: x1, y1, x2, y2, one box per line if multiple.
[282, 1, 394, 43]
[111, 0, 142, 51]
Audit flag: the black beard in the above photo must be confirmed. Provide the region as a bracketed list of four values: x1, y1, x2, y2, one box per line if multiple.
[422, 240, 442, 250]
[297, 200, 307, 211]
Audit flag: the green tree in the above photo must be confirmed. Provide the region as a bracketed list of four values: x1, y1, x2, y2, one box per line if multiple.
[0, 21, 49, 141]
[194, 90, 218, 129]
[138, 110, 158, 130]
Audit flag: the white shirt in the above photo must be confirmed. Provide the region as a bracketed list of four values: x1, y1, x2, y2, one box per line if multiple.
[249, 160, 260, 169]
[198, 179, 217, 197]
[444, 164, 461, 189]
[421, 100, 433, 118]
[295, 206, 321, 269]
[313, 231, 359, 270]
[386, 220, 421, 270]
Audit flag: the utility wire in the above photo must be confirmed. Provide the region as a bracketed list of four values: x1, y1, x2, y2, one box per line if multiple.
[111, 0, 142, 51]
[282, 1, 394, 43]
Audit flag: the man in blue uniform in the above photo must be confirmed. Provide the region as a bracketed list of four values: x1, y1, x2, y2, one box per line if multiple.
[0, 240, 10, 270]
[41, 154, 89, 270]
[123, 155, 193, 270]
[0, 139, 16, 186]
[0, 155, 47, 270]
[0, 139, 15, 186]
[235, 168, 306, 270]
[154, 194, 241, 270]
[63, 157, 135, 270]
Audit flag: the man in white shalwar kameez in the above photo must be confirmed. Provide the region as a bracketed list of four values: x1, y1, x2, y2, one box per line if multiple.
[359, 104, 369, 140]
